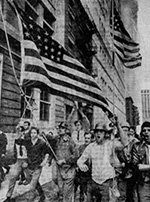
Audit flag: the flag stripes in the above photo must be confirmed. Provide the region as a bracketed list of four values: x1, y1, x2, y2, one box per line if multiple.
[15, 5, 109, 111]
[110, 1, 142, 69]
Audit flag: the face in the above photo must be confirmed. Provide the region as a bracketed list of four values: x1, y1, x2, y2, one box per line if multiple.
[122, 127, 129, 136]
[75, 122, 82, 131]
[59, 127, 66, 135]
[95, 130, 105, 144]
[31, 129, 38, 140]
[142, 127, 150, 143]
[130, 128, 135, 136]
[24, 122, 30, 130]
[84, 133, 92, 145]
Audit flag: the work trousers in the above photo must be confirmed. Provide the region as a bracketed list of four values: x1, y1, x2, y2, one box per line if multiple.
[86, 178, 112, 202]
[137, 181, 150, 202]
[117, 177, 138, 202]
[56, 166, 75, 202]
[25, 167, 44, 196]
[6, 159, 27, 197]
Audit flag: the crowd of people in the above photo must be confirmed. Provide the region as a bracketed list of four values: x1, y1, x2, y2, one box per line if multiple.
[1, 113, 150, 202]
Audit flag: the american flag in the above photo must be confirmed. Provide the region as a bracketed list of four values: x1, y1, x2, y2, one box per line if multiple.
[110, 2, 142, 69]
[15, 5, 110, 113]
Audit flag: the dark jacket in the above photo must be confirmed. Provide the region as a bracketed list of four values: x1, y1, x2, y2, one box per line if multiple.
[132, 140, 150, 183]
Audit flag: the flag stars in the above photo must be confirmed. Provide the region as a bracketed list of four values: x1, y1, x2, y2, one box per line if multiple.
[45, 45, 48, 50]
[56, 57, 61, 62]
[25, 32, 30, 38]
[51, 48, 54, 52]
[29, 16, 33, 20]
[38, 48, 41, 53]
[44, 38, 48, 43]
[29, 24, 33, 29]
[51, 55, 54, 60]
[45, 32, 49, 36]
[57, 51, 61, 55]
[37, 35, 41, 40]
[23, 23, 27, 28]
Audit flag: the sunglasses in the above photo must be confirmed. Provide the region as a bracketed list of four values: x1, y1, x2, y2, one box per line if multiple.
[142, 129, 150, 132]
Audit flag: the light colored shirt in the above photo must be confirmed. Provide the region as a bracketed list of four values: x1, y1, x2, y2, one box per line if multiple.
[71, 130, 85, 146]
[77, 140, 115, 185]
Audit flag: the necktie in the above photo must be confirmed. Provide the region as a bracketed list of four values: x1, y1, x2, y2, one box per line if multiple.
[77, 131, 80, 141]
[19, 145, 23, 156]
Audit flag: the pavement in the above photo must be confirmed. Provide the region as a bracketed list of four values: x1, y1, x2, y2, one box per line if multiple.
[0, 163, 59, 202]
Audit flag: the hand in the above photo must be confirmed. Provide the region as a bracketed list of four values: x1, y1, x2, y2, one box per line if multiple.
[57, 159, 66, 166]
[110, 114, 118, 126]
[22, 162, 28, 168]
[78, 107, 85, 117]
[79, 164, 89, 172]
[138, 164, 150, 171]
[40, 161, 47, 167]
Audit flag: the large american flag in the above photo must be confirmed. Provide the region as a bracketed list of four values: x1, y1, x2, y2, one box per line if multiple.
[110, 2, 142, 69]
[15, 5, 110, 113]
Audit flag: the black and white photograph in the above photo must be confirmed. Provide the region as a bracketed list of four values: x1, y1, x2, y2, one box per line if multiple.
[0, 0, 149, 201]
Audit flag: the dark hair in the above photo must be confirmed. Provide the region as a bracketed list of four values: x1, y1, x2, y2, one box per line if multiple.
[30, 126, 39, 134]
[24, 121, 31, 126]
[141, 121, 150, 132]
[74, 120, 82, 126]
[84, 132, 92, 137]
[58, 122, 68, 129]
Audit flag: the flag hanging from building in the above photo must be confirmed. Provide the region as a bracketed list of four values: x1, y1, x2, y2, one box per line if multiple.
[14, 4, 110, 113]
[110, 1, 142, 69]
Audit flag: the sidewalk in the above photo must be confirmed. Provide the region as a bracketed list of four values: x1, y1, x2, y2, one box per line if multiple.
[0, 163, 56, 202]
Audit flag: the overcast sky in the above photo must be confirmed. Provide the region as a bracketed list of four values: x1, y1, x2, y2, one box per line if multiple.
[138, 0, 150, 87]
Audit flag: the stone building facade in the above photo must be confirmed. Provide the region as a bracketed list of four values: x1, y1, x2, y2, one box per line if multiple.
[0, 0, 126, 133]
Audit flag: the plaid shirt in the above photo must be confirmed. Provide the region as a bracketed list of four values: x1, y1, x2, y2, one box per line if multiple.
[77, 140, 115, 185]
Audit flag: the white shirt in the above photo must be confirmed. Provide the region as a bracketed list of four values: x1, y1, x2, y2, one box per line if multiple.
[16, 143, 27, 159]
[77, 140, 115, 185]
[71, 130, 85, 146]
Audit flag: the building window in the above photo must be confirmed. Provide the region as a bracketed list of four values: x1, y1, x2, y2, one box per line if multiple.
[68, 38, 74, 50]
[43, 7, 54, 34]
[0, 54, 3, 106]
[40, 91, 50, 121]
[25, 0, 39, 21]
[21, 87, 34, 119]
[65, 104, 73, 121]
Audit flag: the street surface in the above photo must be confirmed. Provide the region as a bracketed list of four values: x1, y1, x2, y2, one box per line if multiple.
[0, 164, 80, 202]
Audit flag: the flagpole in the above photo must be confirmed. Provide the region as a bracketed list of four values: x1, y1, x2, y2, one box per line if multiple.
[111, 0, 115, 115]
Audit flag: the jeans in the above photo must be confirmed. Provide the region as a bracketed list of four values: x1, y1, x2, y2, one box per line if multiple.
[86, 179, 112, 202]
[24, 167, 44, 196]
[56, 166, 75, 202]
[6, 159, 27, 197]
[117, 177, 138, 202]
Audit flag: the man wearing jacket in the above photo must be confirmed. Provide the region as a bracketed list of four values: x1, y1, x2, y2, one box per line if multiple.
[132, 121, 150, 202]
[47, 122, 78, 202]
